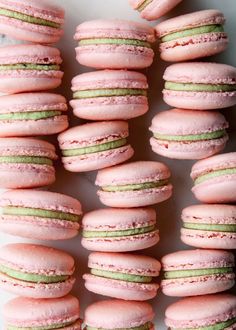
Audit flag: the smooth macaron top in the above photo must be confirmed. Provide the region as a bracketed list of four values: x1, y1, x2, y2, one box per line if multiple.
[85, 299, 154, 329]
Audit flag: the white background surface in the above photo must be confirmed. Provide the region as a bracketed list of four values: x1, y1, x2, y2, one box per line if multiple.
[0, 0, 236, 329]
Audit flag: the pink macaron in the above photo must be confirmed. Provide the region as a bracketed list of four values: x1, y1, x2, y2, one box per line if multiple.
[96, 161, 173, 208]
[165, 294, 236, 330]
[70, 70, 149, 121]
[0, 92, 68, 137]
[161, 249, 235, 297]
[82, 207, 159, 252]
[191, 152, 236, 203]
[3, 295, 81, 330]
[0, 189, 82, 240]
[149, 108, 228, 160]
[74, 19, 156, 69]
[181, 204, 236, 250]
[0, 44, 63, 94]
[156, 9, 228, 62]
[0, 137, 57, 189]
[163, 62, 236, 110]
[0, 243, 75, 298]
[58, 121, 134, 173]
[0, 0, 65, 44]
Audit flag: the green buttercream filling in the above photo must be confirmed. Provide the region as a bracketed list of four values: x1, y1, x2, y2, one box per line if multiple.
[183, 222, 236, 232]
[161, 24, 224, 43]
[62, 138, 127, 157]
[7, 320, 76, 330]
[171, 318, 236, 330]
[194, 168, 236, 185]
[83, 225, 155, 238]
[0, 156, 52, 165]
[0, 8, 60, 28]
[2, 206, 81, 222]
[137, 0, 153, 12]
[163, 267, 233, 279]
[0, 111, 62, 121]
[73, 89, 147, 99]
[86, 322, 152, 330]
[165, 81, 236, 92]
[154, 130, 226, 142]
[91, 268, 152, 283]
[0, 265, 68, 283]
[79, 38, 151, 48]
[102, 180, 168, 192]
[0, 64, 60, 71]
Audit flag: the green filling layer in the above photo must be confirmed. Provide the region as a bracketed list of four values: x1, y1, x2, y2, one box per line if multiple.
[137, 0, 153, 11]
[0, 156, 52, 165]
[0, 8, 60, 28]
[161, 24, 224, 43]
[0, 64, 60, 71]
[171, 318, 236, 330]
[7, 321, 76, 330]
[73, 89, 147, 99]
[83, 225, 155, 238]
[86, 322, 152, 330]
[165, 81, 236, 92]
[164, 267, 233, 279]
[79, 38, 151, 48]
[91, 268, 152, 283]
[183, 222, 236, 232]
[154, 130, 226, 142]
[102, 180, 168, 192]
[0, 265, 68, 283]
[0, 111, 62, 121]
[194, 168, 236, 185]
[62, 138, 127, 157]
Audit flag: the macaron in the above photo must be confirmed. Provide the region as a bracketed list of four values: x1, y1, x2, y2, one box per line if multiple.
[82, 207, 159, 252]
[163, 62, 236, 110]
[0, 92, 68, 137]
[161, 249, 235, 297]
[0, 243, 75, 298]
[74, 19, 156, 69]
[84, 299, 155, 330]
[165, 294, 236, 330]
[149, 109, 229, 160]
[0, 44, 63, 94]
[70, 70, 149, 121]
[0, 189, 82, 240]
[3, 295, 81, 330]
[156, 9, 228, 62]
[0, 0, 65, 44]
[83, 252, 160, 301]
[58, 121, 134, 172]
[191, 152, 236, 203]
[96, 161, 173, 208]
[0, 137, 57, 189]
[181, 204, 236, 250]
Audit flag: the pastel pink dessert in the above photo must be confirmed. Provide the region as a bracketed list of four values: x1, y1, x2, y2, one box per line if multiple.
[3, 295, 81, 330]
[74, 19, 156, 69]
[191, 152, 236, 203]
[82, 207, 159, 252]
[58, 121, 134, 172]
[161, 249, 235, 297]
[83, 252, 161, 301]
[165, 294, 236, 330]
[163, 62, 236, 110]
[96, 161, 173, 208]
[0, 189, 82, 241]
[70, 70, 149, 121]
[0, 137, 57, 189]
[0, 243, 75, 298]
[0, 0, 65, 44]
[0, 44, 63, 94]
[181, 204, 236, 250]
[156, 9, 228, 62]
[149, 108, 228, 160]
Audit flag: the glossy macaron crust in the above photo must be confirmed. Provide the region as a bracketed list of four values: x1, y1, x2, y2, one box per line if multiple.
[58, 121, 134, 172]
[0, 243, 75, 298]
[0, 44, 63, 94]
[0, 93, 68, 137]
[70, 70, 149, 121]
[74, 19, 155, 69]
[83, 252, 161, 301]
[163, 62, 236, 110]
[82, 208, 159, 252]
[150, 109, 228, 160]
[0, 137, 57, 189]
[161, 249, 235, 297]
[191, 152, 236, 203]
[96, 161, 173, 208]
[0, 189, 82, 240]
[156, 9, 228, 62]
[181, 204, 236, 250]
[3, 295, 81, 330]
[165, 294, 236, 330]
